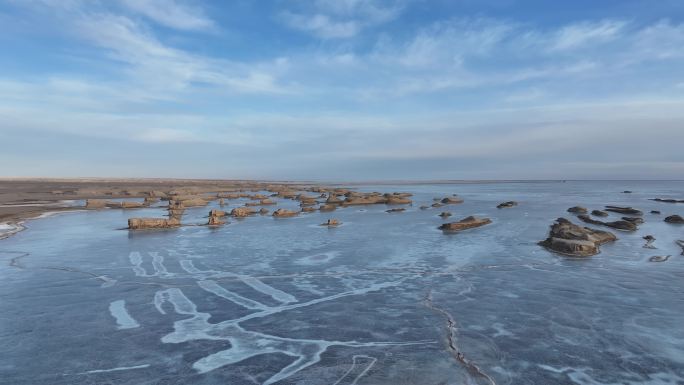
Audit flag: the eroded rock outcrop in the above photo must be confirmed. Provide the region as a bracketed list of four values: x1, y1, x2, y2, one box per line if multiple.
[567, 206, 588, 214]
[643, 235, 656, 249]
[538, 218, 617, 257]
[386, 208, 405, 213]
[259, 208, 269, 215]
[664, 215, 684, 224]
[649, 255, 670, 262]
[301, 207, 317, 213]
[85, 199, 108, 209]
[651, 210, 661, 214]
[677, 240, 684, 255]
[273, 208, 299, 217]
[207, 213, 226, 226]
[441, 196, 464, 204]
[209, 209, 226, 217]
[577, 214, 638, 231]
[605, 206, 642, 216]
[128, 217, 180, 230]
[385, 193, 412, 205]
[319, 204, 337, 212]
[651, 198, 684, 204]
[439, 211, 452, 218]
[591, 210, 608, 217]
[438, 216, 491, 232]
[230, 207, 256, 217]
[497, 201, 518, 209]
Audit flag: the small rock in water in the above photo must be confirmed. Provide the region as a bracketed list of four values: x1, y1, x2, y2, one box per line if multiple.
[592, 210, 609, 217]
[386, 208, 405, 213]
[605, 206, 643, 215]
[643, 235, 656, 249]
[497, 201, 518, 209]
[419, 205, 429, 210]
[677, 240, 684, 255]
[439, 211, 452, 218]
[440, 196, 464, 204]
[651, 210, 661, 214]
[273, 208, 299, 217]
[567, 206, 588, 214]
[623, 190, 632, 194]
[622, 216, 644, 225]
[439, 216, 491, 232]
[664, 215, 684, 224]
[321, 219, 341, 227]
[648, 255, 670, 263]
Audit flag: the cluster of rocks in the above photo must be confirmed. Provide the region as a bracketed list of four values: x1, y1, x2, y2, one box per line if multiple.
[539, 218, 617, 257]
[207, 209, 226, 226]
[438, 216, 491, 232]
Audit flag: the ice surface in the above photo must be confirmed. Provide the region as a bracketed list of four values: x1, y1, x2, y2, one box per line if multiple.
[1, 181, 683, 384]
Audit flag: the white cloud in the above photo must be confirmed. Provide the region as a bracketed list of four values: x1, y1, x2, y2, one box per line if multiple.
[550, 19, 627, 51]
[119, 0, 214, 31]
[279, 0, 404, 38]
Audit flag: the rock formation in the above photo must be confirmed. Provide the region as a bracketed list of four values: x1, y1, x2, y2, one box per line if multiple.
[419, 205, 429, 210]
[567, 206, 588, 214]
[441, 196, 464, 204]
[85, 199, 108, 209]
[577, 214, 637, 231]
[207, 212, 226, 226]
[301, 207, 317, 213]
[386, 208, 405, 213]
[438, 216, 491, 232]
[643, 235, 656, 249]
[385, 193, 412, 205]
[439, 211, 452, 218]
[273, 208, 299, 217]
[622, 216, 644, 225]
[143, 197, 159, 206]
[259, 208, 269, 215]
[677, 240, 684, 255]
[650, 198, 684, 203]
[497, 201, 518, 209]
[209, 209, 226, 217]
[649, 255, 670, 263]
[591, 210, 608, 217]
[664, 215, 684, 224]
[538, 218, 617, 257]
[431, 203, 443, 208]
[319, 204, 337, 212]
[230, 207, 256, 217]
[320, 219, 340, 227]
[651, 210, 661, 214]
[605, 206, 642, 215]
[128, 217, 180, 230]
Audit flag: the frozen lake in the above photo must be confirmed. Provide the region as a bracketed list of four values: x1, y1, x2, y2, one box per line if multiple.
[1, 181, 683, 384]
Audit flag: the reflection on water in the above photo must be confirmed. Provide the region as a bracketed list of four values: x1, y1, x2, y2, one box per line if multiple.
[1, 181, 683, 384]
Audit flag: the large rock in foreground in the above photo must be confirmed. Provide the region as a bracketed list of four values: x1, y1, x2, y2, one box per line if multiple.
[128, 217, 180, 230]
[539, 218, 616, 257]
[438, 216, 491, 232]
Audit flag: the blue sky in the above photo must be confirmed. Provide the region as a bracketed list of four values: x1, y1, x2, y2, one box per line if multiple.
[1, 0, 684, 180]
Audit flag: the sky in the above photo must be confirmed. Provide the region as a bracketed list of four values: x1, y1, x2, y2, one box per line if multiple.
[1, 0, 684, 180]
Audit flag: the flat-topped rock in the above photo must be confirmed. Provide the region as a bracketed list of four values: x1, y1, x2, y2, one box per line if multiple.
[386, 208, 405, 213]
[85, 199, 108, 209]
[128, 217, 180, 230]
[319, 204, 337, 212]
[497, 201, 518, 209]
[230, 207, 256, 217]
[591, 210, 608, 217]
[301, 207, 317, 213]
[209, 209, 227, 217]
[438, 216, 491, 232]
[273, 208, 299, 217]
[538, 218, 617, 257]
[651, 198, 684, 203]
[605, 206, 642, 216]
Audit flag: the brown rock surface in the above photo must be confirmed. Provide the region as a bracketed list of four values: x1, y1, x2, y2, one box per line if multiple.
[577, 214, 638, 231]
[665, 215, 684, 224]
[85, 199, 108, 209]
[321, 219, 341, 227]
[567, 206, 587, 214]
[538, 218, 617, 257]
[438, 216, 491, 232]
[441, 196, 464, 204]
[230, 207, 256, 217]
[605, 206, 642, 216]
[273, 208, 299, 217]
[128, 217, 180, 230]
[497, 201, 518, 209]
